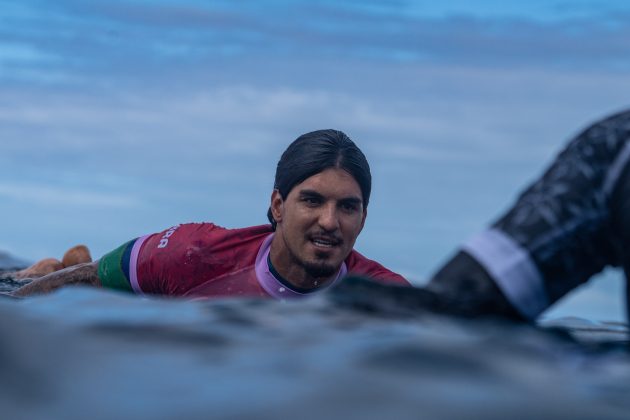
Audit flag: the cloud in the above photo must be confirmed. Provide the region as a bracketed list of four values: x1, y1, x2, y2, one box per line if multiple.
[0, 42, 57, 63]
[2, 63, 629, 177]
[0, 182, 143, 208]
[3, 0, 630, 88]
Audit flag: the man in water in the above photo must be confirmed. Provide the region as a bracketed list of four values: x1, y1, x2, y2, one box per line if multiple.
[12, 110, 630, 322]
[12, 130, 409, 298]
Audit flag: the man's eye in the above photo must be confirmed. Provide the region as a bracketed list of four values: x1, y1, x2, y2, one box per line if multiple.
[341, 203, 358, 212]
[303, 197, 320, 205]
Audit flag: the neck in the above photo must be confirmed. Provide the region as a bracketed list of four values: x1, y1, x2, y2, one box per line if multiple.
[269, 236, 336, 291]
[266, 254, 325, 293]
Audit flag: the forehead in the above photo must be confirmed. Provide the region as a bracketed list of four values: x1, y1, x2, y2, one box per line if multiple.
[290, 167, 362, 199]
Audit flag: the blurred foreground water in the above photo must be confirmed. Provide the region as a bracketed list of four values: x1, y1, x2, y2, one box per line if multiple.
[1, 262, 629, 419]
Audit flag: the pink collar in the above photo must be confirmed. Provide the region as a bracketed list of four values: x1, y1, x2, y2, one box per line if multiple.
[254, 233, 347, 299]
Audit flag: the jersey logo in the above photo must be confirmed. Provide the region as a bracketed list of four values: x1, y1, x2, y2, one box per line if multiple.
[158, 225, 180, 249]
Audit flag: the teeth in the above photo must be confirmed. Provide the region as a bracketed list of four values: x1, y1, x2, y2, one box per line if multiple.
[313, 239, 334, 247]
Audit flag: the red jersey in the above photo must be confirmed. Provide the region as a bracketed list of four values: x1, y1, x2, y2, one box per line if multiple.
[97, 223, 409, 299]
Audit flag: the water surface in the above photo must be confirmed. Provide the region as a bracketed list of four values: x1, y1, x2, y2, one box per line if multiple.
[0, 269, 628, 419]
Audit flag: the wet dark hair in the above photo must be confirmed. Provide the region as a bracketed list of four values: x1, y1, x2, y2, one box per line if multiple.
[267, 129, 371, 230]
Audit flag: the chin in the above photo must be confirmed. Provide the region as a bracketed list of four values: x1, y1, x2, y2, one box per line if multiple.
[303, 261, 339, 279]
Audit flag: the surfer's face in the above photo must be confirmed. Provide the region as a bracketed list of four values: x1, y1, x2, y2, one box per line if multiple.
[269, 167, 367, 288]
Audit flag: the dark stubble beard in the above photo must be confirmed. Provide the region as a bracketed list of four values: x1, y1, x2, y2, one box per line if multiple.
[289, 248, 338, 281]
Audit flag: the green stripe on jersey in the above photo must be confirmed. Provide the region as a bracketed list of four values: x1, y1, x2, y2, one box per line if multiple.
[98, 241, 134, 292]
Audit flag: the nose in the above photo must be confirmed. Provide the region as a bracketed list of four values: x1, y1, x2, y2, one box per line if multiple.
[318, 202, 340, 232]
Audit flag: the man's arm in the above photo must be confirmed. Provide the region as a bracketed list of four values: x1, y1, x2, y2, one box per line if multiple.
[12, 261, 101, 297]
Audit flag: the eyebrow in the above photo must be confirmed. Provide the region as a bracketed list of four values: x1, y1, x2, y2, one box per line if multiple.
[298, 189, 363, 205]
[339, 197, 363, 206]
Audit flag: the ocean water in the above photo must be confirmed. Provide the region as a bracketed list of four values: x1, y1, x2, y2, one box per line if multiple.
[0, 266, 629, 420]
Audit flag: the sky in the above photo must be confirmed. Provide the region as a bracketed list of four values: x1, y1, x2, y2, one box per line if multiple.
[2, 0, 630, 321]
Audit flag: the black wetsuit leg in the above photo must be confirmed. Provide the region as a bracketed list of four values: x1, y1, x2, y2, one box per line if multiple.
[429, 110, 630, 320]
[427, 251, 523, 320]
[609, 162, 630, 322]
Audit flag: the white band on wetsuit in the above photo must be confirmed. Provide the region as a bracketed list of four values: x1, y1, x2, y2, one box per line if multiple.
[129, 234, 151, 295]
[462, 228, 550, 320]
[604, 141, 630, 197]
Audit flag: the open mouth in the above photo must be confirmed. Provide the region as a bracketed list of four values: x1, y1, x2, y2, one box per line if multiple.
[309, 236, 341, 249]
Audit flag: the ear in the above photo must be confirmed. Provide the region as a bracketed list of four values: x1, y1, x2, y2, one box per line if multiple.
[270, 190, 284, 224]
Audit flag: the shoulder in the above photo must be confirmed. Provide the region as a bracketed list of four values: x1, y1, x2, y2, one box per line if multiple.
[136, 223, 273, 295]
[147, 223, 273, 249]
[345, 249, 409, 286]
[137, 223, 273, 269]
